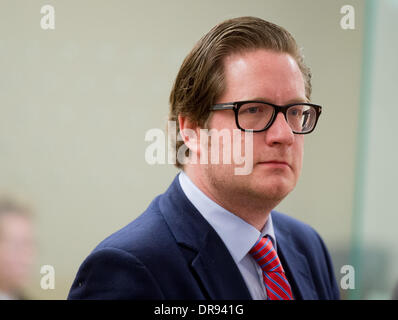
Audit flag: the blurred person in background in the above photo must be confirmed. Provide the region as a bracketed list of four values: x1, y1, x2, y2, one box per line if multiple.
[0, 195, 36, 300]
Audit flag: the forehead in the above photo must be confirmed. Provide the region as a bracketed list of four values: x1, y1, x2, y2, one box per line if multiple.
[220, 49, 306, 104]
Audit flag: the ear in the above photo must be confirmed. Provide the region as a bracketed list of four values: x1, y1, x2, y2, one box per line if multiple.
[178, 114, 201, 158]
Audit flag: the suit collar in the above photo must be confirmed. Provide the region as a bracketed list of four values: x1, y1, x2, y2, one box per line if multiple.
[179, 171, 274, 263]
[159, 174, 252, 299]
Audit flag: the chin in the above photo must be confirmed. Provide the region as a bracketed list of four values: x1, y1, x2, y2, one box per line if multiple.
[253, 179, 294, 201]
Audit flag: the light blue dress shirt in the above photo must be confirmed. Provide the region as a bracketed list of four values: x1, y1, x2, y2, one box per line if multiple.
[179, 171, 277, 300]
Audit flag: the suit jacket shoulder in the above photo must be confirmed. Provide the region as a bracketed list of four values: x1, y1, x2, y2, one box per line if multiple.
[271, 211, 340, 299]
[68, 194, 209, 299]
[68, 177, 251, 300]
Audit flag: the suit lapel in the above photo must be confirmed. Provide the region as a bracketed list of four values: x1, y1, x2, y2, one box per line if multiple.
[191, 229, 252, 299]
[273, 216, 318, 300]
[159, 175, 252, 300]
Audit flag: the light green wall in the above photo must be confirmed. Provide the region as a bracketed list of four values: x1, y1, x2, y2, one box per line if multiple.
[0, 0, 364, 299]
[352, 0, 398, 299]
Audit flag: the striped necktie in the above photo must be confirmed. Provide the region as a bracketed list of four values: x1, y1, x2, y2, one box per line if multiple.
[249, 235, 294, 300]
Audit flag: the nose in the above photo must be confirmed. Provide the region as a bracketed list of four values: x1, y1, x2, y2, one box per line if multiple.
[264, 112, 294, 146]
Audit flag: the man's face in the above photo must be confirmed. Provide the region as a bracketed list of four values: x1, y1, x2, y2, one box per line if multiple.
[204, 49, 306, 204]
[0, 214, 35, 293]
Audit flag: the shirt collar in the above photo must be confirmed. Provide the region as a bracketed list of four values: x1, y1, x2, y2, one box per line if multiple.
[178, 171, 277, 264]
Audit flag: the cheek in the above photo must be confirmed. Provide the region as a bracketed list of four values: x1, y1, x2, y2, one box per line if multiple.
[208, 110, 236, 131]
[294, 137, 304, 172]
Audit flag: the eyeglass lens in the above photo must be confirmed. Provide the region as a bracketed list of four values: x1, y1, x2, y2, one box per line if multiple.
[237, 102, 317, 133]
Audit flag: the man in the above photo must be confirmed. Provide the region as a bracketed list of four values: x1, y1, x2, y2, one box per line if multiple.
[68, 16, 339, 300]
[0, 196, 36, 300]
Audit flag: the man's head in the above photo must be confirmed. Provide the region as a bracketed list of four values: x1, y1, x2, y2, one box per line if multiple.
[169, 17, 317, 224]
[169, 16, 312, 169]
[0, 196, 35, 298]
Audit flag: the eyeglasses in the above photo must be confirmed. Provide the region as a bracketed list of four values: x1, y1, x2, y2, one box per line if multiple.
[210, 100, 322, 134]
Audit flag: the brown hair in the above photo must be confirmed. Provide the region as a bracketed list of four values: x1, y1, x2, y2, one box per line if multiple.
[0, 195, 33, 236]
[169, 16, 312, 168]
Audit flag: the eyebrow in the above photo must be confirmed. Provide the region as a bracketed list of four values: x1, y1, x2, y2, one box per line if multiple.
[251, 97, 309, 104]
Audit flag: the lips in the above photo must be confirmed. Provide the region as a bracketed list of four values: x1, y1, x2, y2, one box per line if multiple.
[257, 160, 290, 168]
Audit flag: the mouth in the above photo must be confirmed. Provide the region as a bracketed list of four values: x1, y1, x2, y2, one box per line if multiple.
[257, 161, 290, 169]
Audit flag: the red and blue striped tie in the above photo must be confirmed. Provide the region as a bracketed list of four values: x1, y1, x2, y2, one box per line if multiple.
[249, 236, 294, 300]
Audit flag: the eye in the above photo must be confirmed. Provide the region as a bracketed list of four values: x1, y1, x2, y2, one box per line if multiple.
[247, 107, 259, 114]
[288, 107, 302, 117]
[240, 106, 263, 114]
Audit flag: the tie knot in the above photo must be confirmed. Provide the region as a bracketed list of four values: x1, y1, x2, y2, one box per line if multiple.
[249, 236, 284, 273]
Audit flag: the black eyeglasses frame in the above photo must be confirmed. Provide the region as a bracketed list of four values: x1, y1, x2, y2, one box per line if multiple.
[210, 100, 322, 134]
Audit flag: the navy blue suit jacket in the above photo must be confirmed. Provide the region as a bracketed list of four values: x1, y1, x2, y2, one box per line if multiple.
[68, 175, 340, 300]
